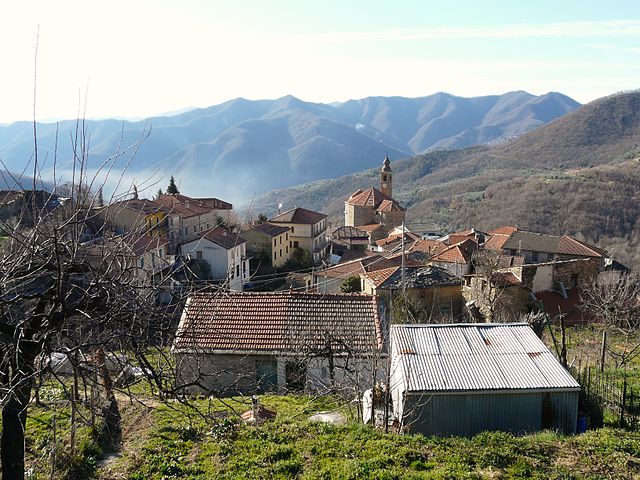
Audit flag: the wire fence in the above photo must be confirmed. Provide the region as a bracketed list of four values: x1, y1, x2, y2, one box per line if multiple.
[572, 366, 640, 429]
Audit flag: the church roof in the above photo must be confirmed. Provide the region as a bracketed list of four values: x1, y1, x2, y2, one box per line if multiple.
[347, 187, 404, 211]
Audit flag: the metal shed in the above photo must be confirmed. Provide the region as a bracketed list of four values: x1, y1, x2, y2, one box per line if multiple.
[390, 323, 580, 436]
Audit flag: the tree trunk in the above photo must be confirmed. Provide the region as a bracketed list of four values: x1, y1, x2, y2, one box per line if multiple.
[1, 346, 37, 480]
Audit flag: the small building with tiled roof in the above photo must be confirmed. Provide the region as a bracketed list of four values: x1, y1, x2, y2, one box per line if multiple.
[180, 227, 249, 292]
[345, 156, 406, 230]
[328, 226, 370, 258]
[362, 265, 464, 320]
[242, 222, 292, 268]
[375, 231, 421, 252]
[428, 238, 477, 277]
[172, 291, 385, 395]
[484, 227, 606, 266]
[269, 207, 328, 263]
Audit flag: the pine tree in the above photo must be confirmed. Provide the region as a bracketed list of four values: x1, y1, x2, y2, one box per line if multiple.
[132, 184, 139, 200]
[156, 188, 164, 199]
[97, 187, 104, 207]
[167, 176, 179, 195]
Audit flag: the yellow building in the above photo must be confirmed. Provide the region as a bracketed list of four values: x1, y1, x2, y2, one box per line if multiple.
[269, 207, 328, 263]
[242, 222, 292, 268]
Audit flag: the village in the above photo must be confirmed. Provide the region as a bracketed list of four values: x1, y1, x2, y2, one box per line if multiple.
[0, 155, 626, 443]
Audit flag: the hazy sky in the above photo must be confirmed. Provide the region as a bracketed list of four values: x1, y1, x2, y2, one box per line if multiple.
[2, 0, 640, 123]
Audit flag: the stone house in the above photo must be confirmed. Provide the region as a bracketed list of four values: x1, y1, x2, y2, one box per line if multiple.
[242, 222, 291, 268]
[484, 226, 606, 266]
[344, 156, 406, 229]
[180, 227, 249, 292]
[269, 207, 328, 263]
[463, 257, 601, 323]
[171, 291, 384, 396]
[155, 194, 233, 250]
[361, 265, 464, 320]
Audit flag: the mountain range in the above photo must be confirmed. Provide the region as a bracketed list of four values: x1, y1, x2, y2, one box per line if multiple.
[0, 91, 579, 203]
[253, 91, 640, 269]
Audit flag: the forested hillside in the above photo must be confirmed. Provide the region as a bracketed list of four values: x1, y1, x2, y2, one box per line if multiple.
[253, 92, 640, 268]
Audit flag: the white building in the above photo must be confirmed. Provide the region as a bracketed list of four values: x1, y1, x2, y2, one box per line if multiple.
[180, 228, 249, 292]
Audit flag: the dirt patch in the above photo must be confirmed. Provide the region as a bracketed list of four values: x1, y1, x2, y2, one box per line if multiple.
[95, 398, 157, 480]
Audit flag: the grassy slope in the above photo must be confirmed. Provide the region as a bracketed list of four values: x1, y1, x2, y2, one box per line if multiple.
[92, 395, 640, 480]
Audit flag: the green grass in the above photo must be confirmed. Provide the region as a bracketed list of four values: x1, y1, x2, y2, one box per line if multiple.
[107, 395, 640, 480]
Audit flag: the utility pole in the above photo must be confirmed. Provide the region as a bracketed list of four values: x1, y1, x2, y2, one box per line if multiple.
[401, 221, 406, 297]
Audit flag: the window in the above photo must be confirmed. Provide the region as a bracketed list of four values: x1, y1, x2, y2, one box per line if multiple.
[193, 225, 196, 232]
[236, 265, 240, 277]
[196, 251, 203, 259]
[291, 227, 295, 233]
[274, 252, 277, 261]
[286, 246, 289, 254]
[274, 239, 277, 247]
[256, 359, 278, 393]
[531, 251, 539, 262]
[382, 174, 387, 181]
[286, 233, 288, 241]
[280, 236, 282, 245]
[279, 249, 282, 258]
[293, 241, 299, 248]
[139, 258, 144, 268]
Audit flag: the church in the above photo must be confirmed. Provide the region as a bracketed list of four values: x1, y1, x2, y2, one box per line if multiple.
[344, 156, 406, 230]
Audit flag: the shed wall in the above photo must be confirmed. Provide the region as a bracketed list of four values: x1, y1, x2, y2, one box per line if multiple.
[401, 390, 578, 436]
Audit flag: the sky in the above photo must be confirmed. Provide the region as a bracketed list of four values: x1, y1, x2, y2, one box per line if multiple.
[1, 0, 640, 123]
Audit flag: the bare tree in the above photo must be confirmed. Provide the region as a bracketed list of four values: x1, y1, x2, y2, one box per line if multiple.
[580, 273, 640, 367]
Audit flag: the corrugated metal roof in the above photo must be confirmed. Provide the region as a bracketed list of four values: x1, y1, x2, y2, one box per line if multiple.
[392, 323, 579, 392]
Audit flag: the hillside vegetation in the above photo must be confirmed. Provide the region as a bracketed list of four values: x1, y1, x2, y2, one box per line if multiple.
[254, 92, 640, 269]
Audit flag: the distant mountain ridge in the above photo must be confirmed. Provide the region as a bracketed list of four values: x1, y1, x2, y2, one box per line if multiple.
[0, 91, 579, 202]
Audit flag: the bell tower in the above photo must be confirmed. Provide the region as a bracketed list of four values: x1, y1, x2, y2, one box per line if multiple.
[380, 155, 392, 197]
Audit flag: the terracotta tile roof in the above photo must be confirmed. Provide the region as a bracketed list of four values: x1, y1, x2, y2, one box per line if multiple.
[199, 227, 247, 250]
[497, 255, 525, 267]
[376, 199, 406, 213]
[376, 231, 421, 249]
[111, 198, 164, 216]
[535, 289, 590, 324]
[501, 231, 605, 258]
[557, 236, 606, 257]
[347, 187, 391, 208]
[338, 249, 379, 263]
[317, 255, 387, 278]
[358, 223, 386, 233]
[429, 239, 476, 264]
[251, 222, 290, 237]
[172, 292, 383, 353]
[124, 234, 169, 257]
[409, 239, 447, 256]
[155, 194, 232, 218]
[484, 233, 512, 251]
[447, 234, 478, 246]
[488, 226, 518, 236]
[270, 207, 327, 225]
[362, 266, 399, 288]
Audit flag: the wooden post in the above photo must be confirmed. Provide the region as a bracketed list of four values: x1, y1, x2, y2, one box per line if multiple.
[621, 371, 628, 427]
[559, 315, 567, 368]
[600, 330, 607, 373]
